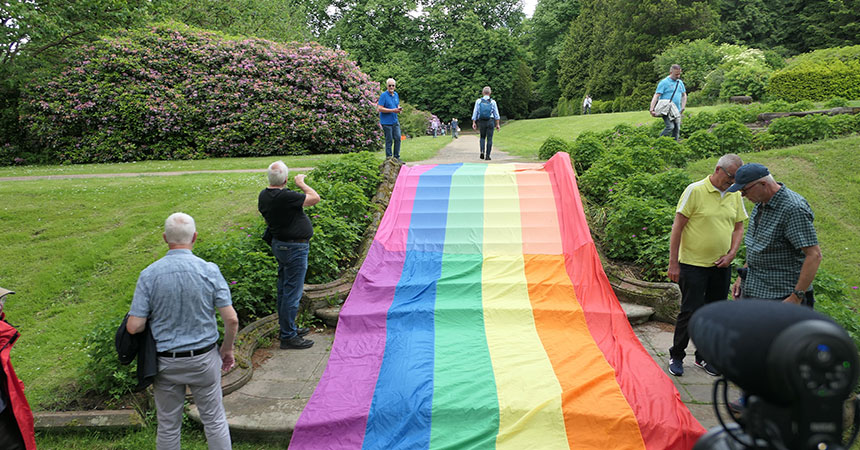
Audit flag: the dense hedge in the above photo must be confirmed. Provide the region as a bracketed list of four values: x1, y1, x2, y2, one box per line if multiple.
[767, 46, 860, 102]
[19, 23, 382, 164]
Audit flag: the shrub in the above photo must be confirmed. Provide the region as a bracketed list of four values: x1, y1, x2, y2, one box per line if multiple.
[538, 136, 572, 160]
[19, 22, 382, 164]
[652, 39, 724, 91]
[400, 103, 432, 138]
[681, 111, 717, 137]
[685, 90, 716, 107]
[650, 137, 691, 167]
[590, 100, 611, 114]
[528, 106, 552, 119]
[790, 100, 815, 112]
[766, 100, 791, 112]
[579, 152, 635, 205]
[712, 121, 753, 154]
[824, 97, 849, 108]
[830, 114, 857, 136]
[714, 105, 749, 124]
[82, 319, 138, 400]
[767, 115, 833, 147]
[623, 145, 666, 173]
[751, 132, 778, 152]
[813, 269, 860, 354]
[610, 169, 692, 206]
[719, 64, 772, 101]
[684, 130, 720, 159]
[767, 59, 860, 102]
[603, 196, 674, 260]
[570, 135, 606, 173]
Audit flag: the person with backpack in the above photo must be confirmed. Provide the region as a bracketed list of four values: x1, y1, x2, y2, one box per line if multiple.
[471, 86, 501, 160]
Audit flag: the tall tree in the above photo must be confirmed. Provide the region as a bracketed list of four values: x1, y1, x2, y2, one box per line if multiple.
[165, 0, 311, 42]
[525, 0, 580, 107]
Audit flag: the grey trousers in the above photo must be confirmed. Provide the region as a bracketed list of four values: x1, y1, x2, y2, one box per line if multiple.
[154, 348, 231, 450]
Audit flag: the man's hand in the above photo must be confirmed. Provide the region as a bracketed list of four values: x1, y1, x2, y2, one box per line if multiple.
[221, 347, 235, 371]
[667, 261, 680, 283]
[731, 277, 742, 299]
[294, 173, 307, 185]
[472, 121, 477, 131]
[783, 293, 803, 305]
[714, 253, 734, 268]
[649, 109, 657, 117]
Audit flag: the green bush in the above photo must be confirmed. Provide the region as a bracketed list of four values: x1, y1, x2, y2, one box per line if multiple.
[766, 100, 791, 112]
[538, 136, 572, 160]
[609, 169, 692, 206]
[590, 100, 611, 114]
[19, 22, 382, 164]
[767, 59, 860, 102]
[751, 131, 778, 152]
[713, 121, 753, 153]
[570, 134, 606, 173]
[681, 111, 717, 138]
[623, 145, 666, 173]
[82, 319, 138, 401]
[767, 115, 833, 147]
[651, 137, 691, 167]
[528, 106, 552, 119]
[719, 64, 772, 101]
[652, 39, 724, 91]
[400, 103, 433, 138]
[824, 97, 849, 108]
[683, 130, 721, 159]
[830, 114, 857, 136]
[813, 269, 860, 355]
[714, 106, 750, 124]
[603, 196, 674, 260]
[790, 100, 815, 111]
[685, 90, 716, 107]
[579, 152, 635, 205]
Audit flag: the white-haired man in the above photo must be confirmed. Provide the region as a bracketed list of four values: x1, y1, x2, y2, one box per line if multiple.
[127, 212, 238, 450]
[259, 161, 321, 349]
[471, 86, 501, 160]
[377, 77, 403, 162]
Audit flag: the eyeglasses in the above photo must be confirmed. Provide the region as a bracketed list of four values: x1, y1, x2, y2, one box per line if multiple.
[741, 181, 763, 195]
[719, 166, 735, 179]
[388, 84, 396, 87]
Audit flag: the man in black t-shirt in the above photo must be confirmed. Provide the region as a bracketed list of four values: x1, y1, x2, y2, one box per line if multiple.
[258, 161, 321, 349]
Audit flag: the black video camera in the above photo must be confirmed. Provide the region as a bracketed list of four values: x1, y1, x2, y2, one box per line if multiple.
[690, 300, 860, 450]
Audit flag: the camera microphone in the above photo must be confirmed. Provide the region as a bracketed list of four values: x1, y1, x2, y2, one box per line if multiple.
[690, 300, 859, 450]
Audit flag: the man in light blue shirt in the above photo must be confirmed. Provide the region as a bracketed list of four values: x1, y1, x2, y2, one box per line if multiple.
[471, 86, 501, 160]
[127, 212, 238, 450]
[377, 78, 402, 162]
[649, 64, 687, 141]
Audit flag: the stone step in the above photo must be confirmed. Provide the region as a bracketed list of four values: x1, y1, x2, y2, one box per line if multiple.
[315, 303, 654, 327]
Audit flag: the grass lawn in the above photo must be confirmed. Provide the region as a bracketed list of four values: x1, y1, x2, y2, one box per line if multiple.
[0, 135, 447, 178]
[685, 135, 860, 305]
[36, 427, 284, 449]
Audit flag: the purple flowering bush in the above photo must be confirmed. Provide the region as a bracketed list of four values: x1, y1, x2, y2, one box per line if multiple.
[20, 23, 382, 164]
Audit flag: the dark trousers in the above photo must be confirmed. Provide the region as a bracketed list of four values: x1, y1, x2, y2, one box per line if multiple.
[669, 263, 731, 361]
[0, 406, 26, 450]
[478, 119, 495, 157]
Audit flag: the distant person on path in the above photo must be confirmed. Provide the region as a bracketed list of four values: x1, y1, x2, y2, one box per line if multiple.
[471, 86, 501, 160]
[451, 118, 459, 139]
[127, 212, 238, 450]
[259, 161, 321, 350]
[649, 64, 687, 141]
[583, 94, 592, 115]
[666, 154, 746, 377]
[728, 163, 821, 308]
[377, 78, 402, 162]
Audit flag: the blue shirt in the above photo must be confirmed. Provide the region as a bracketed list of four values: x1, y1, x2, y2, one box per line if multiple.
[130, 249, 232, 352]
[378, 91, 400, 125]
[655, 76, 686, 111]
[471, 96, 500, 121]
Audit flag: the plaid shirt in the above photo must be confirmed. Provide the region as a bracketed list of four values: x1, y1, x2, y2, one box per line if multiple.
[744, 184, 818, 299]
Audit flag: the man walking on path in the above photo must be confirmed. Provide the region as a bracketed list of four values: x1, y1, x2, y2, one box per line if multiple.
[127, 212, 238, 450]
[471, 86, 501, 160]
[377, 78, 402, 162]
[667, 154, 746, 377]
[259, 161, 321, 350]
[451, 118, 459, 139]
[728, 163, 822, 308]
[649, 64, 686, 141]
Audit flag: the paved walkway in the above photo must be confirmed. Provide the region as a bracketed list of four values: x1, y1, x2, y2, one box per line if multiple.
[197, 135, 740, 443]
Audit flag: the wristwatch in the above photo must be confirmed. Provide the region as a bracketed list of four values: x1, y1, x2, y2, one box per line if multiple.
[792, 289, 806, 299]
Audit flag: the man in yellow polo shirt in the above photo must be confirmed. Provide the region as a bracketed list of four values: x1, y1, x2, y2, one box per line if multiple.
[667, 154, 746, 377]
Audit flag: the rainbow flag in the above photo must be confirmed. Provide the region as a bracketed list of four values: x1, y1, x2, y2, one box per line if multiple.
[290, 153, 705, 449]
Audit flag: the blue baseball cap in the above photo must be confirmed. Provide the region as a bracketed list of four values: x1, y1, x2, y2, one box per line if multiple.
[727, 163, 770, 192]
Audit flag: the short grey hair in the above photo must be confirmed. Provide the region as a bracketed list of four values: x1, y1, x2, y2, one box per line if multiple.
[670, 64, 682, 71]
[717, 154, 742, 170]
[267, 160, 288, 186]
[386, 78, 396, 86]
[164, 212, 196, 245]
[482, 86, 491, 95]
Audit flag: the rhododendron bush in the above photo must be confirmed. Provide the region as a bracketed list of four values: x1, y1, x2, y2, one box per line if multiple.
[20, 23, 382, 163]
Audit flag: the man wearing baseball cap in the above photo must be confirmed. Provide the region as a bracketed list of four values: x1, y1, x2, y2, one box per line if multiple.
[727, 163, 822, 307]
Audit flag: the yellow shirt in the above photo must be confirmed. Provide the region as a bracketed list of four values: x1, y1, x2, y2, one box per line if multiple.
[676, 176, 747, 267]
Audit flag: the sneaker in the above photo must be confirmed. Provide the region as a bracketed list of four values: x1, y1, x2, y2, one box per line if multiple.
[480, 153, 485, 159]
[296, 327, 310, 337]
[668, 358, 684, 376]
[280, 336, 314, 349]
[695, 358, 721, 376]
[485, 156, 491, 161]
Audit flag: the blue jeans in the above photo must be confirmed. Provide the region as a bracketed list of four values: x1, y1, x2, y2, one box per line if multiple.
[272, 239, 309, 340]
[660, 115, 681, 141]
[478, 119, 495, 156]
[381, 123, 401, 158]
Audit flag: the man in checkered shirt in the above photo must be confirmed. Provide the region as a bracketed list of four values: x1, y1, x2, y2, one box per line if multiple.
[727, 163, 822, 307]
